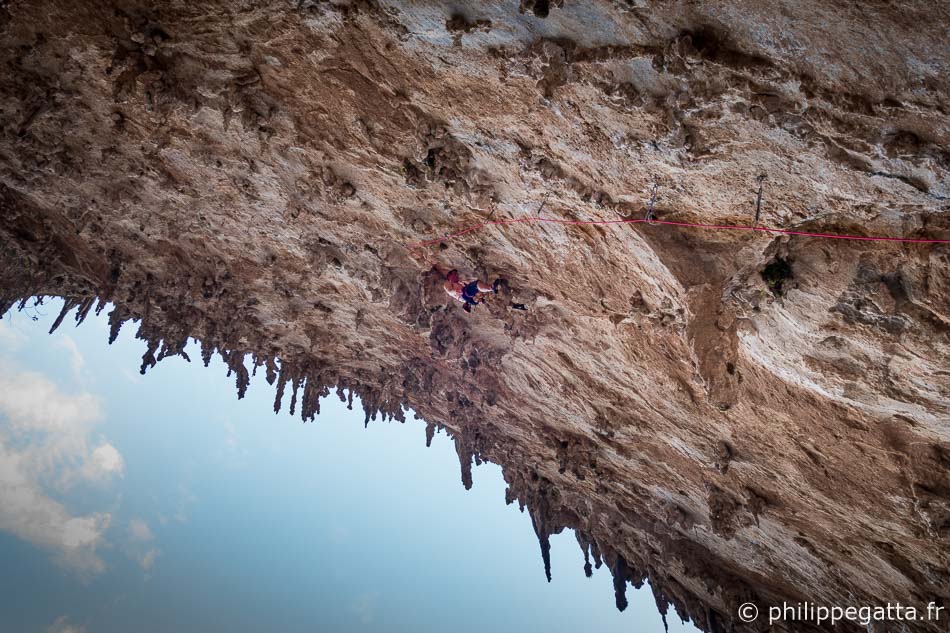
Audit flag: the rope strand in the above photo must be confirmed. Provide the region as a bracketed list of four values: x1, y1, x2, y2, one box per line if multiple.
[407, 215, 950, 249]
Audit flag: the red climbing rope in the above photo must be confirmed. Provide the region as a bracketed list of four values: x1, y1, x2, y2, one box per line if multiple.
[407, 216, 950, 250]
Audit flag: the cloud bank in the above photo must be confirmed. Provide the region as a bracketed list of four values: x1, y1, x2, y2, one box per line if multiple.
[0, 360, 122, 573]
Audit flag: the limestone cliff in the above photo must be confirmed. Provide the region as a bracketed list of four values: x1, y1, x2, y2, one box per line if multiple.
[1, 1, 948, 631]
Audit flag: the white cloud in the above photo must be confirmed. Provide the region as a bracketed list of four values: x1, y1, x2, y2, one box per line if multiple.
[139, 547, 160, 571]
[129, 518, 153, 541]
[82, 443, 124, 481]
[46, 615, 86, 633]
[0, 441, 110, 573]
[0, 360, 121, 573]
[0, 363, 100, 434]
[125, 518, 161, 573]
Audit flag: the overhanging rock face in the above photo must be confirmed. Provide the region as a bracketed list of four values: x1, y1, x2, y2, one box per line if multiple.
[1, 1, 948, 631]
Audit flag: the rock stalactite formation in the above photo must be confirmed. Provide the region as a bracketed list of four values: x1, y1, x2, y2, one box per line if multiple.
[1, 1, 948, 631]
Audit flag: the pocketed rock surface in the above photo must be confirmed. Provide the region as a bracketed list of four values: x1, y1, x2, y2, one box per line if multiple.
[1, 1, 948, 631]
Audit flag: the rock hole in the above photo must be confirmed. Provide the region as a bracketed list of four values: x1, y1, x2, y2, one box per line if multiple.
[761, 257, 793, 296]
[688, 27, 722, 58]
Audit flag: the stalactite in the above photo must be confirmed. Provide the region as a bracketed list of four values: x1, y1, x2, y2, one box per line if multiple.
[529, 504, 553, 583]
[671, 597, 693, 622]
[157, 333, 190, 363]
[229, 351, 250, 400]
[289, 375, 300, 417]
[74, 295, 95, 326]
[362, 388, 380, 428]
[651, 582, 671, 633]
[425, 422, 436, 447]
[504, 470, 520, 494]
[138, 337, 160, 375]
[265, 356, 277, 385]
[576, 531, 594, 578]
[590, 538, 603, 570]
[107, 305, 125, 344]
[301, 376, 321, 421]
[314, 383, 332, 420]
[273, 367, 289, 414]
[630, 564, 647, 590]
[454, 431, 474, 491]
[200, 338, 214, 367]
[49, 297, 78, 334]
[612, 556, 631, 612]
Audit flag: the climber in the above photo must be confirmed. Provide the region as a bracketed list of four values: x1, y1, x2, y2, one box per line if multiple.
[443, 269, 502, 312]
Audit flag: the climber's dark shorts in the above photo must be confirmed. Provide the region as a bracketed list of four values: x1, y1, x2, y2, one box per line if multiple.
[462, 280, 481, 305]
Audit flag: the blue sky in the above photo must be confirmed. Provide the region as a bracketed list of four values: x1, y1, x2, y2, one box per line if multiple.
[0, 299, 697, 633]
